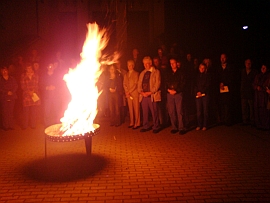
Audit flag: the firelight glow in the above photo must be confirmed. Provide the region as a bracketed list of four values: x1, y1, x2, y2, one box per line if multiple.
[59, 23, 110, 136]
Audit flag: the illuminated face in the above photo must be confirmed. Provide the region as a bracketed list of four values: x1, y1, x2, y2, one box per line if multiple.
[177, 61, 181, 68]
[203, 59, 210, 67]
[261, 65, 267, 74]
[109, 65, 115, 74]
[1, 67, 8, 77]
[127, 61, 134, 71]
[170, 59, 177, 70]
[153, 58, 160, 67]
[187, 54, 192, 61]
[157, 48, 163, 57]
[26, 66, 34, 77]
[132, 49, 139, 57]
[33, 62, 39, 71]
[199, 64, 206, 73]
[245, 59, 252, 69]
[220, 54, 227, 64]
[143, 59, 152, 70]
[47, 63, 54, 71]
[194, 58, 198, 65]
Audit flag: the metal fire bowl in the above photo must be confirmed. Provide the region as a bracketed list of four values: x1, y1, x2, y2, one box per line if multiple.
[44, 123, 100, 142]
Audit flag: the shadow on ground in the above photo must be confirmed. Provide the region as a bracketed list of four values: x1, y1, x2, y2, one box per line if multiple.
[21, 153, 108, 182]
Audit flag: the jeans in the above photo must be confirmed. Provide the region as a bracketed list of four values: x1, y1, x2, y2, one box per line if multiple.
[167, 92, 184, 130]
[241, 98, 254, 124]
[196, 95, 209, 128]
[141, 96, 159, 130]
[22, 105, 38, 129]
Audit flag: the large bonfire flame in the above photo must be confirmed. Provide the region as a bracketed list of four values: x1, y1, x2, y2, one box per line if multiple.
[59, 23, 114, 136]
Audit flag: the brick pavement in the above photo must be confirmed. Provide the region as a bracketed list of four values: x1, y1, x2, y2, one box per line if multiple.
[0, 117, 270, 203]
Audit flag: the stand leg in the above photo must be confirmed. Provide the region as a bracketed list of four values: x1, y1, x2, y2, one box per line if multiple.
[84, 136, 92, 156]
[45, 135, 47, 159]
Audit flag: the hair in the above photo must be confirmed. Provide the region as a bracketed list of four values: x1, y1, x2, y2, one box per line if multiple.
[142, 56, 152, 63]
[152, 56, 159, 61]
[220, 53, 227, 58]
[169, 57, 178, 62]
[245, 58, 252, 63]
[0, 66, 8, 70]
[127, 59, 135, 65]
[261, 63, 268, 69]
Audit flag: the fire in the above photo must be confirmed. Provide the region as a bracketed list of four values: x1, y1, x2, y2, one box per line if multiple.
[59, 23, 111, 136]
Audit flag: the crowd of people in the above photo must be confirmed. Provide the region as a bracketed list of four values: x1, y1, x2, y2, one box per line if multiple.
[1, 46, 270, 135]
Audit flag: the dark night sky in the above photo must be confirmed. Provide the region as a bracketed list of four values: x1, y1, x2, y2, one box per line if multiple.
[164, 0, 270, 66]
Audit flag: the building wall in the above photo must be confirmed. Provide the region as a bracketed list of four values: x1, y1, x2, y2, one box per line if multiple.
[0, 0, 164, 62]
[0, 0, 37, 43]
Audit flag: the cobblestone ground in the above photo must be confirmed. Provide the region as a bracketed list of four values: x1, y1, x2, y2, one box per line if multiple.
[0, 116, 270, 203]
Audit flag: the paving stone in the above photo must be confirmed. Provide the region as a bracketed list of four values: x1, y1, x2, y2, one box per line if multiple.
[0, 119, 270, 202]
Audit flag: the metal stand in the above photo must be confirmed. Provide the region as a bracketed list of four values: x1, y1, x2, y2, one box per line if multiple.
[44, 135, 93, 159]
[45, 135, 47, 159]
[84, 136, 92, 156]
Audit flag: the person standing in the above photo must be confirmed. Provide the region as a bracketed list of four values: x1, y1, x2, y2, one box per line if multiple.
[194, 63, 211, 131]
[0, 66, 18, 130]
[20, 64, 41, 129]
[240, 59, 258, 126]
[165, 58, 186, 134]
[138, 56, 161, 133]
[105, 64, 123, 127]
[254, 64, 269, 130]
[218, 53, 233, 126]
[40, 63, 62, 127]
[123, 60, 140, 129]
[153, 56, 169, 128]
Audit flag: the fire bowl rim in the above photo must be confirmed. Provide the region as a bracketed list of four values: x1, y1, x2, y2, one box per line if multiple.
[45, 123, 100, 142]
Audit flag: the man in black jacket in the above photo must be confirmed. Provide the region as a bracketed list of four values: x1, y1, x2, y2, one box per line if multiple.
[166, 58, 186, 134]
[218, 53, 234, 126]
[240, 59, 258, 125]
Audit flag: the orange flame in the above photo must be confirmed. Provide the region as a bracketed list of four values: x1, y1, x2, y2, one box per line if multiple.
[60, 23, 111, 136]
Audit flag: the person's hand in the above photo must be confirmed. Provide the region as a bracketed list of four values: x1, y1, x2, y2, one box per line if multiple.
[7, 91, 13, 96]
[29, 91, 34, 96]
[220, 83, 224, 90]
[109, 88, 116, 93]
[141, 92, 151, 97]
[197, 92, 202, 97]
[168, 89, 176, 95]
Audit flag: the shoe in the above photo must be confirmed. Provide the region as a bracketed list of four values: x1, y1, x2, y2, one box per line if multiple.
[170, 129, 178, 134]
[128, 125, 134, 128]
[202, 127, 207, 131]
[179, 129, 186, 135]
[196, 127, 201, 131]
[132, 126, 140, 130]
[140, 127, 151, 132]
[153, 129, 160, 134]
